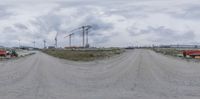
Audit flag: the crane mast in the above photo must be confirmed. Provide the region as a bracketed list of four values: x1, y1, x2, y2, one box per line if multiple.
[64, 33, 74, 47]
[55, 32, 58, 48]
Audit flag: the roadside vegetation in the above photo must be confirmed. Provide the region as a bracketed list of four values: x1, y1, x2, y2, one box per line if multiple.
[152, 48, 200, 62]
[42, 48, 124, 61]
[152, 48, 182, 57]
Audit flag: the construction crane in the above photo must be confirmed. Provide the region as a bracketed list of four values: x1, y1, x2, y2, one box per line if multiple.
[32, 41, 36, 48]
[66, 25, 92, 48]
[55, 32, 58, 48]
[81, 26, 85, 47]
[18, 40, 21, 48]
[79, 25, 92, 47]
[43, 40, 46, 49]
[85, 25, 92, 48]
[63, 27, 81, 48]
[64, 33, 74, 47]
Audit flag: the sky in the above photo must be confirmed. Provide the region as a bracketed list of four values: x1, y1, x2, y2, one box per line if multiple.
[0, 0, 200, 48]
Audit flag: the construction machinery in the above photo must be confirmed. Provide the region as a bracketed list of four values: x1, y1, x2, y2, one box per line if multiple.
[10, 50, 18, 57]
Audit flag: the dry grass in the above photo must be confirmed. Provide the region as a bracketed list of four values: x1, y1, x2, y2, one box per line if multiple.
[152, 48, 182, 56]
[43, 48, 124, 61]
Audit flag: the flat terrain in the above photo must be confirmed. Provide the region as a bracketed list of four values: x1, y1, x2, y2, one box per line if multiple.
[153, 48, 181, 56]
[0, 49, 200, 99]
[43, 49, 123, 61]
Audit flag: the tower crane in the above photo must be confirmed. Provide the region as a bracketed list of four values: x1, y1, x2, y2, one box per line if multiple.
[64, 33, 74, 47]
[65, 25, 92, 48]
[43, 40, 46, 49]
[81, 26, 85, 47]
[76, 25, 92, 47]
[32, 41, 36, 48]
[55, 32, 58, 48]
[85, 25, 92, 48]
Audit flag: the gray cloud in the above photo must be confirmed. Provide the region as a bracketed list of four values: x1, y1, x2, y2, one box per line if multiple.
[32, 15, 61, 33]
[0, 5, 12, 19]
[79, 15, 113, 37]
[128, 26, 147, 36]
[1, 27, 20, 45]
[167, 4, 200, 20]
[141, 26, 195, 43]
[3, 26, 16, 33]
[14, 23, 28, 30]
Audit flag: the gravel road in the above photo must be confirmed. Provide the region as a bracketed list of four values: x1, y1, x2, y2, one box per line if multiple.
[0, 49, 200, 99]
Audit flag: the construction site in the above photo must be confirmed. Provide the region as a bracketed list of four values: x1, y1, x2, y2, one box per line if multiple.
[1, 0, 200, 99]
[0, 25, 200, 99]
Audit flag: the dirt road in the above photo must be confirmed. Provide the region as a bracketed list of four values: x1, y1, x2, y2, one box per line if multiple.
[0, 49, 200, 99]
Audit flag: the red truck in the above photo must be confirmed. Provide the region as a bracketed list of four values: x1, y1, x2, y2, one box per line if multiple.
[0, 50, 6, 57]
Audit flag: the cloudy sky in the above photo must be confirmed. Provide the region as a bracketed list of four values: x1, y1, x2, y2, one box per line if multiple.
[0, 0, 199, 48]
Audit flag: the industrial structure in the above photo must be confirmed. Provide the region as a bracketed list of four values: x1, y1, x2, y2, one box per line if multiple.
[64, 25, 92, 48]
[64, 33, 74, 47]
[159, 45, 200, 49]
[32, 41, 36, 48]
[55, 32, 58, 48]
[43, 40, 47, 49]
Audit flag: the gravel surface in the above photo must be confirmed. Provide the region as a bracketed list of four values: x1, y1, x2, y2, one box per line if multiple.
[0, 49, 200, 99]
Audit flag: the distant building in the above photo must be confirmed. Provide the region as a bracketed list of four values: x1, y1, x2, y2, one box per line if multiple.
[19, 46, 34, 50]
[85, 44, 90, 48]
[159, 45, 200, 48]
[48, 46, 56, 49]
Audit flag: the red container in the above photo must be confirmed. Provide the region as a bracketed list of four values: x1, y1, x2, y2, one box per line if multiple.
[183, 50, 200, 57]
[0, 50, 6, 56]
